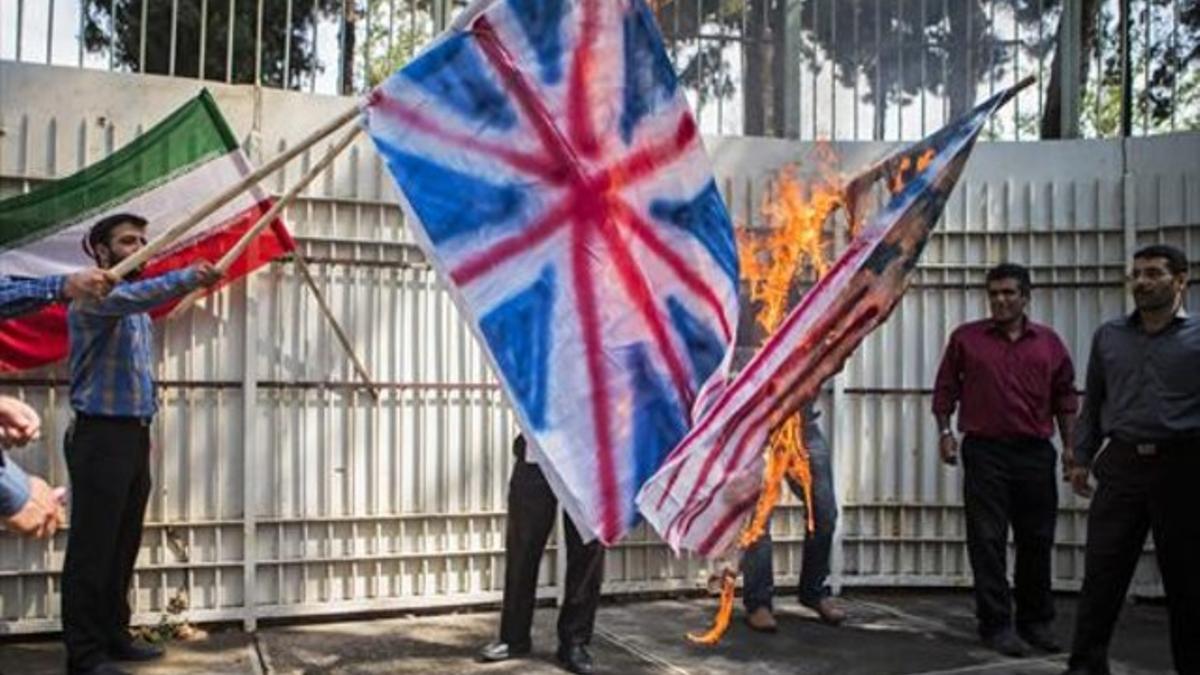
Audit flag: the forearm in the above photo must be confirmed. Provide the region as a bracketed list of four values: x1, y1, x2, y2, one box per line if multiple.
[1056, 413, 1075, 459]
[0, 454, 31, 517]
[0, 275, 66, 319]
[79, 268, 199, 316]
[1073, 408, 1102, 468]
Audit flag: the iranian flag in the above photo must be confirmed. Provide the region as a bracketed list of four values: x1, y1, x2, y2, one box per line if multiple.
[0, 90, 295, 371]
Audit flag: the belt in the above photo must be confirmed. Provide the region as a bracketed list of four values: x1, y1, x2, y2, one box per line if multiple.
[75, 412, 153, 427]
[1108, 437, 1197, 456]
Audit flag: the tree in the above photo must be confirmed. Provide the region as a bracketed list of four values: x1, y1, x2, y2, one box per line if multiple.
[1042, 0, 1200, 137]
[799, 0, 1056, 139]
[1039, 0, 1101, 137]
[361, 0, 438, 88]
[82, 0, 343, 90]
[654, 0, 1054, 138]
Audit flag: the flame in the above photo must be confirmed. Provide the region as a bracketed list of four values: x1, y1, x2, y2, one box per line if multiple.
[889, 148, 935, 194]
[741, 157, 844, 341]
[692, 151, 843, 645]
[686, 568, 737, 644]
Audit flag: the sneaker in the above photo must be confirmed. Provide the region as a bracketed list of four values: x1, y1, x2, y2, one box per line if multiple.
[477, 641, 531, 662]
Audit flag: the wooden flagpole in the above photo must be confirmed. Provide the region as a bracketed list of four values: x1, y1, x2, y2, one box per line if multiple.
[110, 105, 361, 278]
[166, 124, 364, 320]
[291, 253, 380, 401]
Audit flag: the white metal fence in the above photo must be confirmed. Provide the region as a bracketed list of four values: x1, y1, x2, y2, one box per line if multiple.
[3, 1, 1198, 139]
[0, 62, 1197, 634]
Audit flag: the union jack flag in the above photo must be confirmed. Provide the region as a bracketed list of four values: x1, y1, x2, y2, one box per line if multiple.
[362, 0, 739, 544]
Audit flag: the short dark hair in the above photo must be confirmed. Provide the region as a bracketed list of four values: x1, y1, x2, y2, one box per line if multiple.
[83, 212, 147, 261]
[985, 262, 1031, 297]
[1133, 244, 1189, 276]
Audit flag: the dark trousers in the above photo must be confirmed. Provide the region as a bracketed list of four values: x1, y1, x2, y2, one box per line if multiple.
[1069, 440, 1200, 675]
[61, 416, 152, 672]
[962, 435, 1057, 638]
[499, 447, 604, 648]
[742, 422, 836, 610]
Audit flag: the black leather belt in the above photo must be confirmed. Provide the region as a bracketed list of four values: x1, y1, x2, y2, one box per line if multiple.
[75, 412, 152, 427]
[1109, 437, 1197, 456]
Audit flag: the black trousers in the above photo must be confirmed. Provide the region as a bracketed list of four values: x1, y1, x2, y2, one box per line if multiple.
[1069, 440, 1200, 675]
[961, 436, 1058, 638]
[61, 416, 152, 672]
[499, 440, 604, 648]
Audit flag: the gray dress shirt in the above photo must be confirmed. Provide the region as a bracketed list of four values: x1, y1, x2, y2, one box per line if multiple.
[1074, 307, 1200, 466]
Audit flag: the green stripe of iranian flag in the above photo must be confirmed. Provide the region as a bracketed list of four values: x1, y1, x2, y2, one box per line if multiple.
[0, 90, 269, 277]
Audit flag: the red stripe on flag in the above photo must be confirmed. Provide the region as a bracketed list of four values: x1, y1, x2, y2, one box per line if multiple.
[679, 303, 883, 550]
[0, 200, 292, 372]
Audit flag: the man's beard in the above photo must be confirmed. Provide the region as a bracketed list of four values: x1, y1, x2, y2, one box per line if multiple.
[107, 254, 144, 280]
[1134, 288, 1173, 312]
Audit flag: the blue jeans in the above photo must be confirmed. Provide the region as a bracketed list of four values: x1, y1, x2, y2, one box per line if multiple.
[742, 415, 837, 611]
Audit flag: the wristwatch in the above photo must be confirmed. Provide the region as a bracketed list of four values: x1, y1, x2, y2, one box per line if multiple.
[939, 428, 954, 438]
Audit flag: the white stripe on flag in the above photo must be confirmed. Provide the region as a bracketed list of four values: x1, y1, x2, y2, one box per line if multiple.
[0, 150, 268, 277]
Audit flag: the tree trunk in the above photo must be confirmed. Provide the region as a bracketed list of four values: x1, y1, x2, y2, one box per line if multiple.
[341, 0, 358, 96]
[1040, 0, 1101, 138]
[946, 2, 980, 120]
[744, 0, 770, 135]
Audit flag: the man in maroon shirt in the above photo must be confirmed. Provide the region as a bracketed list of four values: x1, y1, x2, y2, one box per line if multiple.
[933, 263, 1078, 658]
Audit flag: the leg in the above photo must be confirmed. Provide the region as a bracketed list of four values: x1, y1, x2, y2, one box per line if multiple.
[107, 426, 151, 648]
[1150, 446, 1200, 675]
[961, 437, 1015, 638]
[1010, 439, 1058, 631]
[497, 457, 558, 649]
[1067, 446, 1152, 674]
[740, 530, 775, 613]
[796, 425, 837, 606]
[557, 516, 605, 646]
[61, 419, 138, 672]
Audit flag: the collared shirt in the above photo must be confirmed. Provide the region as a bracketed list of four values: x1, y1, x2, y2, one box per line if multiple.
[933, 317, 1079, 440]
[68, 269, 200, 418]
[0, 275, 65, 320]
[1074, 307, 1200, 466]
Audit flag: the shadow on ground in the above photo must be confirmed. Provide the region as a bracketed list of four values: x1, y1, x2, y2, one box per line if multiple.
[0, 590, 1173, 674]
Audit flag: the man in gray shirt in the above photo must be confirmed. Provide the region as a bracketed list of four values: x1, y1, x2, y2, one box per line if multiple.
[1065, 244, 1198, 675]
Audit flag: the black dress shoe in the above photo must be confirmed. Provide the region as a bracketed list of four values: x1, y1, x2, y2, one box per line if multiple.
[477, 640, 531, 662]
[70, 662, 132, 675]
[110, 638, 166, 662]
[556, 643, 594, 674]
[1018, 623, 1062, 653]
[983, 629, 1030, 657]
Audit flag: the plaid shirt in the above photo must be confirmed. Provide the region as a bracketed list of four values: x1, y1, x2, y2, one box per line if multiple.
[0, 275, 65, 320]
[68, 269, 200, 418]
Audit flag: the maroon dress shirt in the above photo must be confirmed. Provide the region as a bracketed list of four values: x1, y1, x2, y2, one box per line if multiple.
[933, 318, 1078, 440]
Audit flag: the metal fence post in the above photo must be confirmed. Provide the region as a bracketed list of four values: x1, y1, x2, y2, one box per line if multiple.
[434, 0, 451, 34]
[1121, 146, 1137, 315]
[829, 207, 849, 595]
[782, 0, 803, 139]
[241, 270, 260, 632]
[240, 94, 266, 633]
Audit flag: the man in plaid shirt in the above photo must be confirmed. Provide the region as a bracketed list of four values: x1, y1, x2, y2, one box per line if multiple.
[2, 267, 114, 539]
[60, 213, 221, 675]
